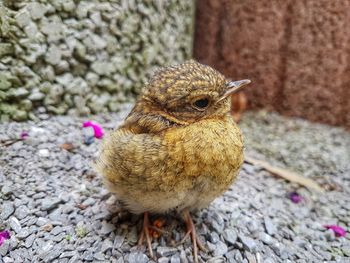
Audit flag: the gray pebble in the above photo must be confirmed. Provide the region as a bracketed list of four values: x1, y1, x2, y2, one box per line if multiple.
[93, 252, 105, 261]
[212, 241, 228, 257]
[157, 246, 178, 257]
[170, 254, 181, 263]
[51, 226, 63, 236]
[264, 217, 277, 236]
[100, 221, 116, 235]
[101, 238, 113, 252]
[209, 232, 220, 243]
[82, 250, 94, 261]
[238, 235, 257, 253]
[257, 232, 274, 245]
[114, 234, 125, 248]
[0, 241, 10, 256]
[14, 205, 30, 220]
[36, 217, 49, 226]
[222, 229, 237, 245]
[0, 202, 15, 220]
[1, 184, 13, 196]
[158, 257, 169, 263]
[16, 228, 31, 239]
[41, 198, 62, 211]
[207, 257, 226, 263]
[24, 234, 36, 248]
[9, 216, 22, 233]
[263, 258, 275, 263]
[60, 251, 77, 259]
[127, 251, 149, 263]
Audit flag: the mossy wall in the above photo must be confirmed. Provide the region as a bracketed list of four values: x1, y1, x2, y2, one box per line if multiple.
[0, 1, 194, 121]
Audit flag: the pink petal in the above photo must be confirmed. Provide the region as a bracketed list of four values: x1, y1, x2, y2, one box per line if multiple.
[20, 131, 29, 139]
[0, 231, 10, 246]
[82, 121, 104, 139]
[289, 192, 303, 203]
[324, 225, 346, 237]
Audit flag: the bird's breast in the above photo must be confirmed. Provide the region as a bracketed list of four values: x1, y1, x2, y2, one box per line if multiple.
[163, 116, 244, 190]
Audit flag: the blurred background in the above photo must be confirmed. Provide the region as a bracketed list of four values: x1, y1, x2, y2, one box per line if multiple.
[0, 1, 194, 121]
[0, 0, 349, 129]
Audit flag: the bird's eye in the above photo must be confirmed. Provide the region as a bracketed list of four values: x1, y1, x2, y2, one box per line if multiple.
[193, 98, 209, 110]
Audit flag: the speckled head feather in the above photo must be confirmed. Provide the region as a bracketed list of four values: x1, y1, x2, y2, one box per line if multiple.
[136, 60, 230, 124]
[143, 60, 227, 101]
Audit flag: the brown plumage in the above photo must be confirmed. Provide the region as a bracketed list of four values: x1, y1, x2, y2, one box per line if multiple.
[95, 60, 250, 262]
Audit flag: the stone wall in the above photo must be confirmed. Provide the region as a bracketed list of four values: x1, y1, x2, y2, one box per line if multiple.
[194, 0, 350, 129]
[0, 1, 194, 121]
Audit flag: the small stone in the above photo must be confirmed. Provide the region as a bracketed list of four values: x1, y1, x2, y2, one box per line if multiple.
[60, 251, 77, 259]
[27, 2, 47, 20]
[263, 258, 275, 263]
[82, 251, 94, 261]
[1, 202, 15, 220]
[225, 250, 242, 263]
[82, 197, 95, 206]
[1, 183, 13, 195]
[127, 251, 149, 263]
[93, 252, 105, 261]
[157, 247, 178, 257]
[14, 205, 30, 220]
[99, 221, 116, 235]
[63, 1, 75, 12]
[223, 229, 237, 245]
[238, 235, 257, 252]
[41, 198, 62, 211]
[15, 11, 31, 28]
[210, 232, 220, 243]
[17, 228, 31, 239]
[24, 234, 35, 248]
[9, 217, 22, 233]
[113, 234, 125, 248]
[11, 87, 29, 98]
[264, 217, 277, 236]
[28, 91, 45, 101]
[257, 232, 274, 245]
[51, 226, 63, 236]
[101, 238, 113, 252]
[0, 241, 9, 256]
[158, 257, 169, 263]
[42, 223, 53, 232]
[36, 217, 49, 226]
[170, 254, 181, 263]
[38, 149, 50, 157]
[46, 45, 62, 65]
[212, 241, 228, 257]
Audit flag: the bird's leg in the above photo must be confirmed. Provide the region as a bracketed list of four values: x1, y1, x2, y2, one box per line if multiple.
[181, 210, 207, 263]
[137, 212, 154, 258]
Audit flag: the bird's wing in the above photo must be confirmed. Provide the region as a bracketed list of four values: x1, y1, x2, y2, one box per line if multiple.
[95, 128, 169, 190]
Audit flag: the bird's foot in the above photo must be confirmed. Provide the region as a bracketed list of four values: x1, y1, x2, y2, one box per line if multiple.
[149, 218, 168, 238]
[180, 210, 207, 263]
[137, 212, 154, 258]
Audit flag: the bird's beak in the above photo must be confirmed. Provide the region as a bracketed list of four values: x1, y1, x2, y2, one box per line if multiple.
[217, 79, 251, 103]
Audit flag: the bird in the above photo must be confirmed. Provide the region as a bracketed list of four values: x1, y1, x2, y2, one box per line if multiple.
[95, 60, 250, 262]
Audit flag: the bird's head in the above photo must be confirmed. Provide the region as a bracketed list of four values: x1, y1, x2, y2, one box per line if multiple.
[138, 60, 251, 125]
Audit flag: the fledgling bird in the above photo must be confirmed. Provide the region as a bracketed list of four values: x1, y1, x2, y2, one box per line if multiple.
[95, 60, 250, 262]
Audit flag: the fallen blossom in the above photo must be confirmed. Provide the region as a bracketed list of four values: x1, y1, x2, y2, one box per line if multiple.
[324, 225, 346, 237]
[82, 121, 104, 139]
[289, 191, 303, 203]
[0, 230, 10, 246]
[20, 131, 29, 139]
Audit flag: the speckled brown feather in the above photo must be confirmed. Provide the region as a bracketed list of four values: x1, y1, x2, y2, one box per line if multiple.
[95, 60, 244, 214]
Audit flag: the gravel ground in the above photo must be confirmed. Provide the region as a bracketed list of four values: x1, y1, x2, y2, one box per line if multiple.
[0, 108, 349, 263]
